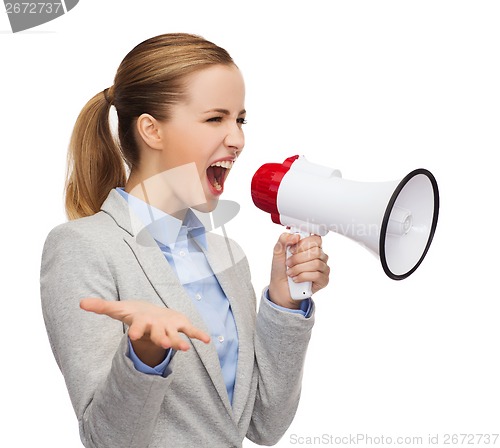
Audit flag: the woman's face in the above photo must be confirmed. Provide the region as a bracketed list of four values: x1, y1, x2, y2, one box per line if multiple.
[139, 64, 246, 216]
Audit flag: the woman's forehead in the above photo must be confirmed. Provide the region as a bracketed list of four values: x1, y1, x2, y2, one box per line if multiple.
[183, 65, 245, 110]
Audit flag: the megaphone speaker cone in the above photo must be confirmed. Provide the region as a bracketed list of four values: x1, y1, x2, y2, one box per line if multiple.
[380, 169, 439, 280]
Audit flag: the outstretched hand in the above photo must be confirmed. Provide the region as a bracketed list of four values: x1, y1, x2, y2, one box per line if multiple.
[80, 298, 210, 366]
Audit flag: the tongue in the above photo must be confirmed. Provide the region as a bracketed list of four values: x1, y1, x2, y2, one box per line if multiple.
[207, 166, 225, 188]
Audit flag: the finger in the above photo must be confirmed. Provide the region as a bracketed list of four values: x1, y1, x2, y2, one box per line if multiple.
[312, 269, 331, 293]
[291, 269, 330, 289]
[164, 326, 191, 352]
[274, 232, 300, 257]
[180, 324, 211, 344]
[80, 297, 129, 322]
[80, 297, 110, 314]
[161, 316, 189, 352]
[287, 246, 329, 268]
[80, 298, 138, 328]
[290, 235, 323, 254]
[149, 323, 174, 350]
[128, 317, 149, 341]
[287, 258, 329, 279]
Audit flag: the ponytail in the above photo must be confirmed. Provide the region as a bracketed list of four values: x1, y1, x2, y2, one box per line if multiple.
[65, 89, 126, 220]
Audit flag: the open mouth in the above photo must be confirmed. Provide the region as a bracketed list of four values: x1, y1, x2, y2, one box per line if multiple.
[206, 160, 234, 194]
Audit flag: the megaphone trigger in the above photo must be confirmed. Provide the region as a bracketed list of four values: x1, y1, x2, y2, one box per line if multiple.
[286, 227, 313, 300]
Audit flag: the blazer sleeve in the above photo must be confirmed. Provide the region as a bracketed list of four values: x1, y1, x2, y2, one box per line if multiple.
[40, 223, 172, 448]
[247, 290, 315, 445]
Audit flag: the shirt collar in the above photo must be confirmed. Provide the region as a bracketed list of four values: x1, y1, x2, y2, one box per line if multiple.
[116, 188, 207, 250]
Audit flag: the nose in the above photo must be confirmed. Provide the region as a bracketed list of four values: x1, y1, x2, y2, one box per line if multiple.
[224, 124, 245, 156]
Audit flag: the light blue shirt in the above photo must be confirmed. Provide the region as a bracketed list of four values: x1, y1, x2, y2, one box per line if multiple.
[117, 188, 311, 404]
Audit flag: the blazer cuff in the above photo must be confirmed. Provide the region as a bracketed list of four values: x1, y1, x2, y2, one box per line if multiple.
[263, 287, 313, 318]
[258, 288, 315, 336]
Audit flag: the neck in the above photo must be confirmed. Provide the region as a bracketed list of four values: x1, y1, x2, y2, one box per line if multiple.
[125, 171, 188, 221]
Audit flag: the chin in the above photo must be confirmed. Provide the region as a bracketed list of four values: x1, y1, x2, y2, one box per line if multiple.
[193, 199, 219, 214]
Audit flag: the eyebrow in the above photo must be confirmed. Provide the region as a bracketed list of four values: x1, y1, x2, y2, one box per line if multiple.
[204, 108, 246, 115]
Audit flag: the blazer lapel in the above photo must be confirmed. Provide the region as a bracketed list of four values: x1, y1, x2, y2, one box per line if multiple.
[203, 232, 257, 423]
[101, 190, 234, 417]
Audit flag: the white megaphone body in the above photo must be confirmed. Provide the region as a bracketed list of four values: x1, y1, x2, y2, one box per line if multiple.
[251, 155, 439, 300]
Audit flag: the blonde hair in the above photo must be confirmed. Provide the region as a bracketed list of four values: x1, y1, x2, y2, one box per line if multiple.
[65, 33, 235, 220]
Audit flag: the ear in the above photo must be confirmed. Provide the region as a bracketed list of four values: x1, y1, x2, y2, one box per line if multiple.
[135, 113, 165, 150]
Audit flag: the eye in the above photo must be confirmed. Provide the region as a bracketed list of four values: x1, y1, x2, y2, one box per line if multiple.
[206, 116, 223, 123]
[237, 118, 247, 125]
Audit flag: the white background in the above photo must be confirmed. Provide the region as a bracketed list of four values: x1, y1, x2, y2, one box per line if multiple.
[1, 1, 499, 447]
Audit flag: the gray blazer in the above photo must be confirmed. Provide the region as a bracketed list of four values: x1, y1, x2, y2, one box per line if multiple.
[41, 189, 315, 448]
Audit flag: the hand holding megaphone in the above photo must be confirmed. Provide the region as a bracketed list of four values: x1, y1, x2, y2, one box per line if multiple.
[268, 231, 329, 308]
[251, 155, 439, 300]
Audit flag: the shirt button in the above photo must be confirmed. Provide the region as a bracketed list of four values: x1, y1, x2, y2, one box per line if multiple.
[178, 250, 186, 257]
[218, 335, 225, 343]
[195, 293, 202, 301]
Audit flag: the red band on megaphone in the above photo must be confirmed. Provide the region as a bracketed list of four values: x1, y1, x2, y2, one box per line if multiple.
[251, 155, 299, 224]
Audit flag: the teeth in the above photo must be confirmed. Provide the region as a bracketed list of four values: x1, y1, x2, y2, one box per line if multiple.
[210, 160, 234, 169]
[209, 160, 233, 191]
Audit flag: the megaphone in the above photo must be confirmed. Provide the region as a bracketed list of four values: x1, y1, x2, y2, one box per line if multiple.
[251, 155, 439, 299]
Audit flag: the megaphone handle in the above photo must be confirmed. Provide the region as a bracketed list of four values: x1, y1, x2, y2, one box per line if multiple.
[287, 228, 313, 300]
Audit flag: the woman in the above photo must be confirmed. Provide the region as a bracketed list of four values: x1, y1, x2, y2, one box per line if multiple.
[41, 33, 330, 447]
